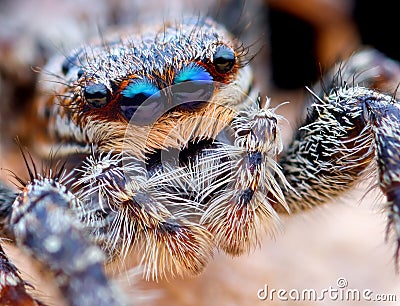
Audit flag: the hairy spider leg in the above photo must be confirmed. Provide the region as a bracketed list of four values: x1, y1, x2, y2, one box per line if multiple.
[0, 174, 123, 306]
[277, 85, 400, 268]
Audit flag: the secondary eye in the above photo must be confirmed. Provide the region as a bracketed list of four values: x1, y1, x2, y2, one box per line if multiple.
[119, 80, 163, 124]
[213, 46, 235, 74]
[62, 55, 75, 75]
[172, 63, 214, 110]
[84, 83, 110, 108]
[174, 63, 213, 84]
[62, 51, 81, 76]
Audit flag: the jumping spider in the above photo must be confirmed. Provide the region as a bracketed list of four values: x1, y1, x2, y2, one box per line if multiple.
[1, 14, 400, 306]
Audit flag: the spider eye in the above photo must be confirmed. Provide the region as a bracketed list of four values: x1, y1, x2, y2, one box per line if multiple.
[173, 64, 214, 110]
[119, 80, 162, 123]
[77, 69, 85, 79]
[84, 83, 110, 108]
[62, 56, 75, 75]
[62, 52, 81, 76]
[213, 46, 235, 74]
[174, 64, 213, 84]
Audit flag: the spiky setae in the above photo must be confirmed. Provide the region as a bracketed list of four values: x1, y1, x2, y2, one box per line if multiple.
[73, 150, 214, 280]
[278, 86, 375, 211]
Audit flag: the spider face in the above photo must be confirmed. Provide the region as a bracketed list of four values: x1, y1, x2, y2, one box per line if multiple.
[34, 18, 254, 162]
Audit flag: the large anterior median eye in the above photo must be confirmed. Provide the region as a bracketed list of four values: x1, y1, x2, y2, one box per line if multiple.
[172, 63, 214, 110]
[213, 46, 235, 74]
[84, 83, 110, 108]
[119, 80, 163, 124]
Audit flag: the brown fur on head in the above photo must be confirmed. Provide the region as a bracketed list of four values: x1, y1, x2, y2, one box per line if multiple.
[32, 17, 254, 159]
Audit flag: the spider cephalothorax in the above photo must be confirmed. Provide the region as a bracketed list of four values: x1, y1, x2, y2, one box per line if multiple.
[34, 17, 253, 157]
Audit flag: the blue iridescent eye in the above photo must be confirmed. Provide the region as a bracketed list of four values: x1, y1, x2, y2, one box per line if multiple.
[84, 83, 110, 108]
[213, 46, 235, 73]
[119, 80, 163, 123]
[172, 64, 214, 110]
[174, 64, 213, 83]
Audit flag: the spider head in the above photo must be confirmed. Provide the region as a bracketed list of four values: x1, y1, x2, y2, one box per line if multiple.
[34, 17, 254, 164]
